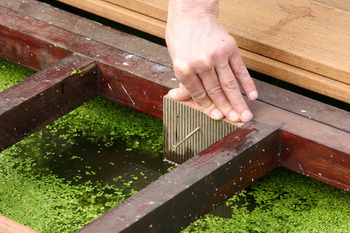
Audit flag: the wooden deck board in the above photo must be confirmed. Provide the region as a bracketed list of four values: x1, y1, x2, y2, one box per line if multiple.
[1, 1, 348, 181]
[54, 0, 350, 104]
[0, 215, 38, 233]
[0, 1, 349, 232]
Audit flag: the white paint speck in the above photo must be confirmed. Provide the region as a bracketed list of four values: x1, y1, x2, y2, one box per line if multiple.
[125, 54, 134, 59]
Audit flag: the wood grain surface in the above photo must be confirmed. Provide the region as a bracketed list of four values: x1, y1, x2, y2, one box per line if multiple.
[0, 215, 38, 233]
[55, 0, 350, 104]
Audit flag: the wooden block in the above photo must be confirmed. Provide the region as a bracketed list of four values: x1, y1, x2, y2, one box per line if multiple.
[0, 215, 37, 233]
[163, 95, 241, 164]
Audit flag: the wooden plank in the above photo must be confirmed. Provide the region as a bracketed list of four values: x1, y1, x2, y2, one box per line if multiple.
[0, 24, 69, 71]
[1, 2, 348, 189]
[57, 0, 350, 86]
[78, 121, 280, 233]
[252, 79, 350, 132]
[105, 0, 167, 21]
[0, 0, 172, 66]
[56, 0, 165, 38]
[280, 131, 350, 191]
[240, 49, 350, 104]
[248, 99, 350, 190]
[313, 0, 350, 11]
[219, 0, 350, 86]
[0, 54, 97, 151]
[98, 62, 169, 118]
[52, 0, 350, 103]
[0, 215, 38, 233]
[6, 0, 349, 110]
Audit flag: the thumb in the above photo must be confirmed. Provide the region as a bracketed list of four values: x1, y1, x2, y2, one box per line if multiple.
[168, 83, 191, 100]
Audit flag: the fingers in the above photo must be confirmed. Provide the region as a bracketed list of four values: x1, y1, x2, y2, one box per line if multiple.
[198, 66, 240, 122]
[229, 54, 258, 101]
[168, 83, 191, 101]
[172, 63, 224, 120]
[215, 62, 253, 122]
[171, 57, 257, 123]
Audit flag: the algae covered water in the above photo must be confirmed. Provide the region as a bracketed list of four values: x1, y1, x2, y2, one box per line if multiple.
[1, 58, 349, 232]
[0, 58, 164, 232]
[183, 168, 350, 232]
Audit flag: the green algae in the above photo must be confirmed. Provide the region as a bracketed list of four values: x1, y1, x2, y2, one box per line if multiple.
[0, 58, 163, 232]
[0, 58, 35, 92]
[183, 167, 350, 233]
[2, 58, 350, 233]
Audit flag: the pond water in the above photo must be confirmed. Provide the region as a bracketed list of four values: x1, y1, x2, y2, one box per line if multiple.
[48, 138, 166, 188]
[1, 58, 349, 233]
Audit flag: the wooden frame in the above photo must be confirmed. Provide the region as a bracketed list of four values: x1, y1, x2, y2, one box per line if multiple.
[0, 0, 349, 232]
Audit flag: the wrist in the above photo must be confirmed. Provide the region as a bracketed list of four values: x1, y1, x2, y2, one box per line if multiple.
[167, 0, 219, 20]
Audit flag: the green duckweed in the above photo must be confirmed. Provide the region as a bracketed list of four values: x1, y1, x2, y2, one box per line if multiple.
[0, 58, 162, 232]
[183, 167, 350, 233]
[1, 58, 349, 233]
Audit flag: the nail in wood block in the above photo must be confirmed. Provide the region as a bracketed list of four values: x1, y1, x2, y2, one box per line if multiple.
[163, 95, 240, 164]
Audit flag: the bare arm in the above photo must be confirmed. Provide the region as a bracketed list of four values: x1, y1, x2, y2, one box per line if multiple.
[165, 0, 258, 122]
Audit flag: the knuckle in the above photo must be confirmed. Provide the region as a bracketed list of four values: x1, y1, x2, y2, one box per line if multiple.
[235, 65, 248, 77]
[195, 56, 213, 72]
[207, 86, 223, 97]
[191, 89, 207, 101]
[222, 79, 239, 91]
[173, 61, 191, 79]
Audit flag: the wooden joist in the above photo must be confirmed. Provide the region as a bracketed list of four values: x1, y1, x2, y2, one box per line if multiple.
[55, 0, 350, 104]
[0, 54, 97, 151]
[0, 0, 349, 232]
[78, 121, 280, 233]
[0, 215, 38, 233]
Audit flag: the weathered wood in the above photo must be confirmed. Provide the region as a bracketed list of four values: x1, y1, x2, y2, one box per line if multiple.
[252, 78, 350, 132]
[98, 62, 169, 118]
[0, 2, 349, 232]
[54, 0, 350, 104]
[280, 131, 350, 191]
[0, 4, 175, 118]
[313, 0, 350, 11]
[78, 121, 280, 233]
[249, 98, 350, 190]
[1, 1, 348, 189]
[0, 215, 38, 233]
[0, 13, 69, 71]
[5, 0, 348, 126]
[0, 54, 97, 151]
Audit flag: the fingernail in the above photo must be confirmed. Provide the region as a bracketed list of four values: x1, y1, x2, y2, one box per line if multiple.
[211, 109, 224, 120]
[168, 89, 177, 98]
[228, 110, 240, 122]
[241, 110, 253, 122]
[249, 90, 258, 100]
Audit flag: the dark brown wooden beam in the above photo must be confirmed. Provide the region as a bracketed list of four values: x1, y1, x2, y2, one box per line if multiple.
[1, 0, 348, 190]
[280, 131, 350, 191]
[0, 1, 349, 232]
[78, 121, 280, 233]
[249, 99, 350, 190]
[0, 23, 69, 71]
[0, 54, 97, 151]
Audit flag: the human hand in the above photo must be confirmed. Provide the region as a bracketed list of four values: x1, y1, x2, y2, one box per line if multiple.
[165, 0, 258, 123]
